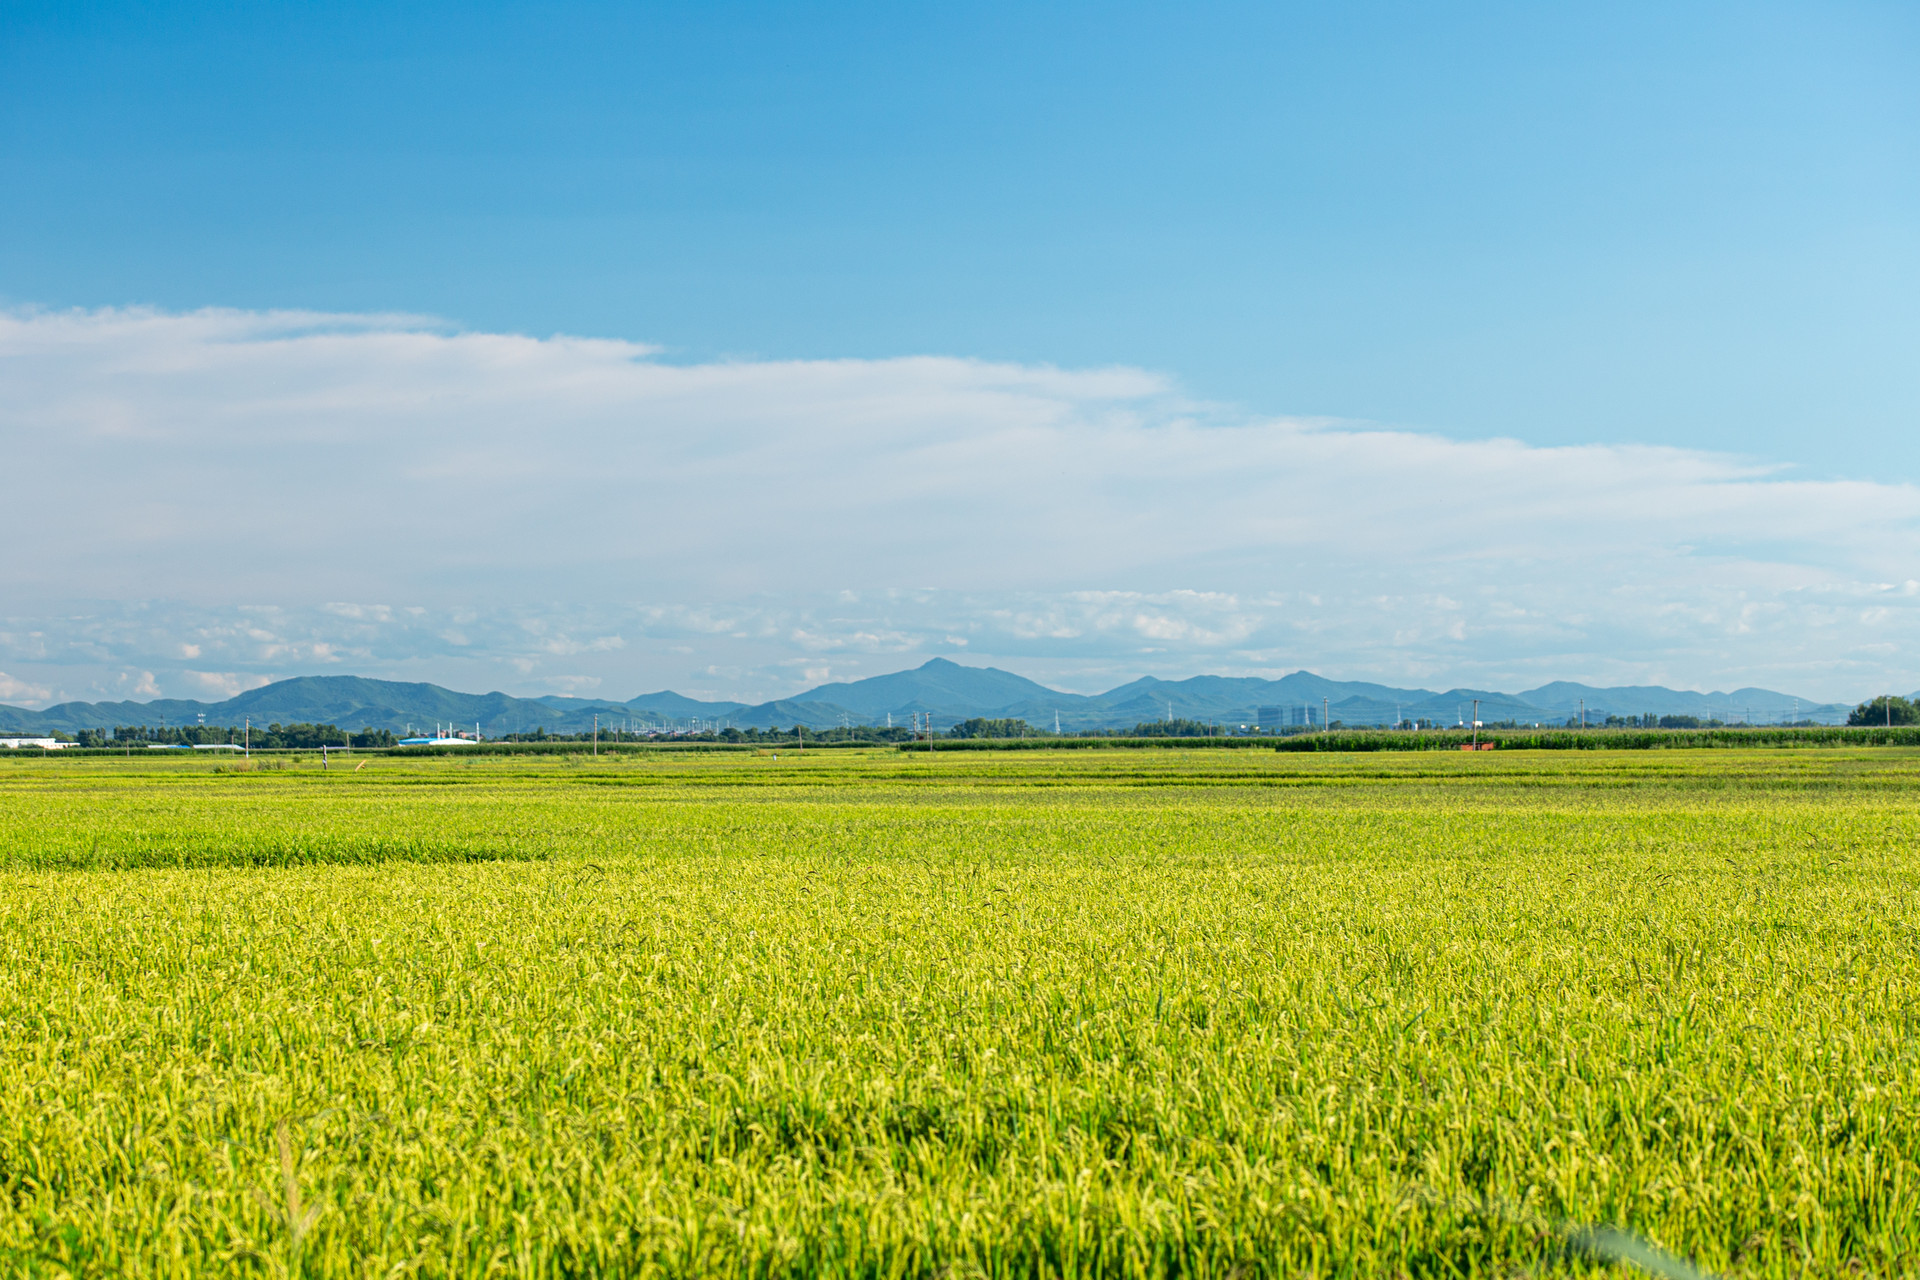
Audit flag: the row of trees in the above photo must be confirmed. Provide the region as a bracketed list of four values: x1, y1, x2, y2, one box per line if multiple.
[1850, 696, 1918, 726]
[50, 704, 1912, 748]
[947, 718, 1038, 738]
[1546, 713, 1844, 729]
[1583, 714, 1736, 729]
[75, 724, 398, 749]
[946, 717, 1317, 739]
[495, 724, 922, 744]
[940, 717, 1283, 739]
[497, 718, 1256, 742]
[531, 707, 1896, 738]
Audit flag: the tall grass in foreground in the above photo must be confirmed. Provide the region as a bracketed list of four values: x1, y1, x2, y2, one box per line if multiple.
[0, 751, 1914, 1274]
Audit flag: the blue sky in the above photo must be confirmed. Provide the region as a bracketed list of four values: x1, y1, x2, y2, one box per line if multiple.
[2, 1, 1918, 705]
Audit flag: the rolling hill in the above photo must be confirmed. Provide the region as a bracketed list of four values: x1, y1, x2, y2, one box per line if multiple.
[0, 659, 1862, 735]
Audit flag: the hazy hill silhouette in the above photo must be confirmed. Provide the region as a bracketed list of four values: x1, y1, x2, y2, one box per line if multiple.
[0, 660, 1858, 734]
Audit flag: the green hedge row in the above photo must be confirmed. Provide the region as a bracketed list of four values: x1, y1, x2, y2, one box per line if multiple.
[1273, 727, 1920, 751]
[895, 727, 1920, 752]
[902, 736, 1268, 752]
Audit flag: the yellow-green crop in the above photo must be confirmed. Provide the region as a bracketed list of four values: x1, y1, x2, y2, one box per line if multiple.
[0, 747, 1915, 1276]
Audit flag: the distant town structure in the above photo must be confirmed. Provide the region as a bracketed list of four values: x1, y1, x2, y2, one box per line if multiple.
[0, 737, 71, 750]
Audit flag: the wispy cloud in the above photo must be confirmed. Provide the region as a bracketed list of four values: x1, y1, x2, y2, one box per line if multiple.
[0, 672, 53, 704]
[3, 305, 1918, 706]
[177, 670, 275, 699]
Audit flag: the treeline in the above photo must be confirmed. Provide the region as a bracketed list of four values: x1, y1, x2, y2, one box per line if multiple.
[947, 718, 1039, 738]
[75, 723, 398, 749]
[1279, 726, 1920, 751]
[948, 717, 1312, 739]
[1849, 696, 1919, 727]
[1110, 718, 1244, 738]
[908, 736, 1271, 752]
[56, 703, 1905, 752]
[902, 725, 1920, 752]
[1586, 714, 1779, 729]
[496, 724, 921, 744]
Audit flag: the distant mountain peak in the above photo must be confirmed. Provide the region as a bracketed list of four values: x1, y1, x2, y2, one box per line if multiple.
[0, 664, 1861, 734]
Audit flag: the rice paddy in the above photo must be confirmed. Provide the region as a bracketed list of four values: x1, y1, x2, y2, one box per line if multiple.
[0, 746, 1916, 1276]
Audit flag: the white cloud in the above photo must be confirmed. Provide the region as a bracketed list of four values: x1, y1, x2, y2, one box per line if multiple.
[2, 305, 1919, 705]
[0, 672, 52, 704]
[533, 675, 603, 694]
[179, 670, 274, 699]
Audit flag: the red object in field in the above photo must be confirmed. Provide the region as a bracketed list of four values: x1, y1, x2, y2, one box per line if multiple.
[1479, 743, 1496, 750]
[1459, 744, 1474, 751]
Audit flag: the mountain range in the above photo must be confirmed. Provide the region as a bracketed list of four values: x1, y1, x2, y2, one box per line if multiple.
[0, 660, 1866, 735]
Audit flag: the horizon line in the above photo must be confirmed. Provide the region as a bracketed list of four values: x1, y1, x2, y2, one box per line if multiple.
[0, 660, 1882, 715]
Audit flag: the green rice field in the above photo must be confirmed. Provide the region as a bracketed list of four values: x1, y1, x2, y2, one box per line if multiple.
[1, 746, 1916, 1277]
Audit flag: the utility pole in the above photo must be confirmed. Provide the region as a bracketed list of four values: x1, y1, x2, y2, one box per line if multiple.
[1323, 697, 1329, 733]
[244, 718, 250, 758]
[1579, 698, 1585, 729]
[593, 714, 598, 756]
[1472, 699, 1480, 749]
